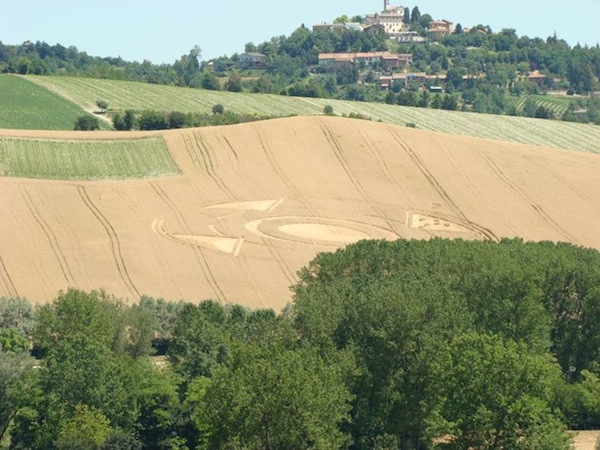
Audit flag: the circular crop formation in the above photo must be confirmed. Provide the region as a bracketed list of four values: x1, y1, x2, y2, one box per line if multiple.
[245, 216, 398, 246]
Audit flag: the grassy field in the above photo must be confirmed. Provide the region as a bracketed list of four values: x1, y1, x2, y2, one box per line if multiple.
[515, 94, 571, 118]
[0, 75, 111, 130]
[0, 137, 178, 179]
[27, 75, 600, 154]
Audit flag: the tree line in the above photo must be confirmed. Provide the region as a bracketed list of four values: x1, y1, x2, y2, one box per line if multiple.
[4, 18, 600, 123]
[2, 238, 600, 449]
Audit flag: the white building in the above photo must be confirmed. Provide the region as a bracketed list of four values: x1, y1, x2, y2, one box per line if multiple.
[364, 1, 406, 37]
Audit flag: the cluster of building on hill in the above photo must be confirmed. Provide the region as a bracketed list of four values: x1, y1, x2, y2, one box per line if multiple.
[313, 1, 455, 43]
[222, 1, 559, 94]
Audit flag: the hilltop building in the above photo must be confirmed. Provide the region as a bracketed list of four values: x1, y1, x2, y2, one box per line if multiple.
[427, 20, 455, 37]
[364, 1, 406, 37]
[319, 52, 413, 72]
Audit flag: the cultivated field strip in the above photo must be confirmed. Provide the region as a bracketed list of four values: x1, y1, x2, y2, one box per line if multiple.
[0, 136, 178, 180]
[27, 75, 600, 153]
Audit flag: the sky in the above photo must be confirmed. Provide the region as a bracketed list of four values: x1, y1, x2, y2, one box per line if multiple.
[1, 1, 599, 64]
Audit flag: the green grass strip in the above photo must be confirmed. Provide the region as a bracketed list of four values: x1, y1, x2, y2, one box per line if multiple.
[0, 75, 111, 131]
[0, 137, 179, 180]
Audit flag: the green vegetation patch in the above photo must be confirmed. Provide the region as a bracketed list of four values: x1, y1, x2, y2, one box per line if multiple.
[0, 137, 178, 180]
[28, 76, 600, 153]
[0, 75, 110, 130]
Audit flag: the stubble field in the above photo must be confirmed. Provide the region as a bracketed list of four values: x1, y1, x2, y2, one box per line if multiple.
[1, 116, 600, 310]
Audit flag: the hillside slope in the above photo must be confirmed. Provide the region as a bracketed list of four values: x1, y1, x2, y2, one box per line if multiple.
[1, 116, 599, 308]
[0, 75, 111, 130]
[27, 75, 600, 153]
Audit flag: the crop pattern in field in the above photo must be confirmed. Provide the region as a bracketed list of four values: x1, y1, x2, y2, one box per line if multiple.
[27, 76, 600, 154]
[0, 137, 179, 180]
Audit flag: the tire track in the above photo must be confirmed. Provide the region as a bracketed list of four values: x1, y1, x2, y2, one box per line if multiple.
[524, 155, 600, 214]
[319, 122, 399, 234]
[19, 187, 76, 287]
[473, 148, 579, 244]
[0, 255, 18, 297]
[253, 125, 306, 205]
[181, 132, 202, 170]
[76, 185, 141, 298]
[192, 132, 237, 199]
[149, 181, 226, 303]
[390, 130, 498, 242]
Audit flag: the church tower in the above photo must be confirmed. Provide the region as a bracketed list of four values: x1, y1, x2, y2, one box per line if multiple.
[384, 0, 391, 11]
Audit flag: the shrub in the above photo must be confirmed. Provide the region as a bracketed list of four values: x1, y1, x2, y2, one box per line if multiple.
[212, 104, 225, 115]
[323, 105, 334, 116]
[74, 115, 99, 131]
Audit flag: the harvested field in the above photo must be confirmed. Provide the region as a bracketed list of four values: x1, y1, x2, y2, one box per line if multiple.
[1, 116, 600, 309]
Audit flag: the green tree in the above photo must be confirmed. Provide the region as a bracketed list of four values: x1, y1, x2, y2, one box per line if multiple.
[200, 71, 221, 90]
[0, 350, 33, 442]
[411, 6, 421, 24]
[55, 404, 111, 450]
[73, 115, 99, 131]
[226, 69, 243, 92]
[200, 343, 353, 449]
[428, 333, 570, 450]
[212, 103, 224, 115]
[96, 100, 108, 113]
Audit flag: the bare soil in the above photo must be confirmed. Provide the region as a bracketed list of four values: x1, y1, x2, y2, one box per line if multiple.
[1, 116, 600, 310]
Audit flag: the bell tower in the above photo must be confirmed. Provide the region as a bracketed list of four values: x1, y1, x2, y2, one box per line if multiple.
[384, 0, 391, 11]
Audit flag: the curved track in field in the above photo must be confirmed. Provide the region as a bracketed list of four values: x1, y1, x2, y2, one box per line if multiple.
[1, 116, 600, 309]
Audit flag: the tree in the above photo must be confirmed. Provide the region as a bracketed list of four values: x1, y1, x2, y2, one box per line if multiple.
[428, 333, 570, 450]
[226, 69, 243, 92]
[0, 350, 33, 442]
[212, 103, 224, 115]
[200, 71, 221, 90]
[55, 404, 111, 450]
[200, 343, 353, 449]
[73, 115, 99, 131]
[96, 100, 108, 114]
[324, 104, 334, 115]
[138, 110, 169, 130]
[403, 7, 411, 24]
[411, 6, 421, 24]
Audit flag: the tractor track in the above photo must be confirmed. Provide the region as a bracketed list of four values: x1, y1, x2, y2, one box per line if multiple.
[473, 148, 578, 244]
[76, 185, 140, 298]
[149, 181, 226, 302]
[19, 186, 76, 287]
[0, 255, 18, 297]
[390, 130, 498, 242]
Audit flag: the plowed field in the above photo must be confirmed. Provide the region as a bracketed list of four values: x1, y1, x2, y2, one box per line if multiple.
[2, 116, 600, 310]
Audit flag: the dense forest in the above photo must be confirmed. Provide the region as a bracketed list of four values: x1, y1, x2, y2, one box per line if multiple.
[2, 238, 600, 449]
[3, 5, 600, 124]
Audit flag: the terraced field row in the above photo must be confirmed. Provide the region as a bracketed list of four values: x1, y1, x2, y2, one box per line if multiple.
[0, 137, 178, 180]
[27, 76, 600, 153]
[515, 95, 570, 117]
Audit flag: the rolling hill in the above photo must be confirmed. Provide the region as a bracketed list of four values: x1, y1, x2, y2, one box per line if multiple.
[1, 116, 599, 309]
[20, 74, 600, 154]
[0, 75, 111, 130]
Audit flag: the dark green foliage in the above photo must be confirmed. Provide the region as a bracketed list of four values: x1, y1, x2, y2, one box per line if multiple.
[324, 104, 335, 115]
[73, 114, 99, 131]
[199, 343, 353, 449]
[138, 110, 169, 130]
[95, 99, 108, 113]
[211, 103, 224, 115]
[428, 333, 570, 449]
